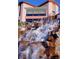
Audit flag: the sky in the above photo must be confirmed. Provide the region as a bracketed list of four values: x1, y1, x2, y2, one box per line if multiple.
[18, 0, 60, 6]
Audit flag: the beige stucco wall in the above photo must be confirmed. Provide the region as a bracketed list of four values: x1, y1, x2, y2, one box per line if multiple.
[48, 2, 59, 16]
[20, 3, 34, 22]
[55, 4, 59, 14]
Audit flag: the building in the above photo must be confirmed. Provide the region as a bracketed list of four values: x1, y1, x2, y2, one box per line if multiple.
[18, 0, 59, 22]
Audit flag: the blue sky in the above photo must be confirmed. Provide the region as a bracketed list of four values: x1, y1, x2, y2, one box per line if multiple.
[18, 0, 60, 6]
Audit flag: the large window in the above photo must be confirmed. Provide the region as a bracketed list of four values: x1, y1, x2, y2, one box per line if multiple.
[26, 7, 46, 16]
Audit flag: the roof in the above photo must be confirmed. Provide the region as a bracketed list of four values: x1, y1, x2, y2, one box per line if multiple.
[18, 0, 47, 6]
[18, 0, 60, 7]
[18, 1, 59, 8]
[18, 2, 36, 7]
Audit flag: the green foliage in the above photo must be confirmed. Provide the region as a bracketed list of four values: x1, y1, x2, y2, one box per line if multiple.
[18, 21, 26, 26]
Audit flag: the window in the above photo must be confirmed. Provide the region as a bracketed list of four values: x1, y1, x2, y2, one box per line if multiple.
[26, 14, 46, 16]
[26, 19, 40, 22]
